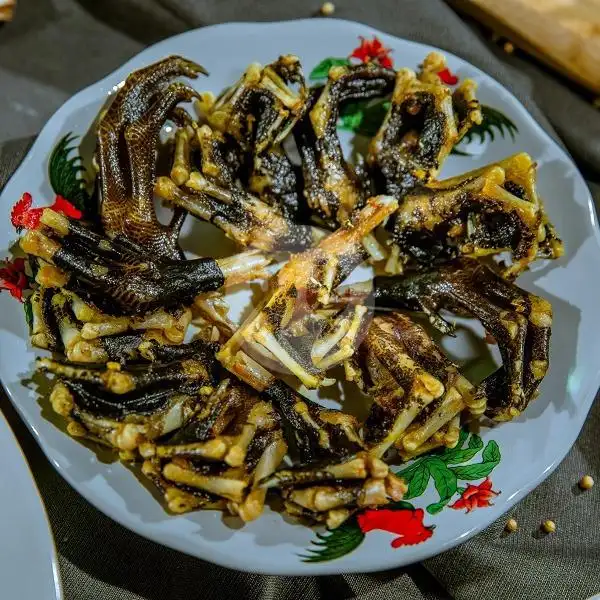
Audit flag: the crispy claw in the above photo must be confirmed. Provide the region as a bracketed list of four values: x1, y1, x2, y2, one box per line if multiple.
[295, 63, 395, 226]
[357, 313, 482, 458]
[391, 153, 563, 276]
[155, 165, 318, 252]
[31, 286, 198, 359]
[20, 211, 269, 315]
[217, 196, 398, 389]
[142, 379, 287, 521]
[368, 52, 482, 197]
[203, 55, 307, 149]
[98, 56, 207, 259]
[255, 380, 406, 527]
[43, 338, 218, 451]
[372, 258, 552, 420]
[262, 380, 364, 462]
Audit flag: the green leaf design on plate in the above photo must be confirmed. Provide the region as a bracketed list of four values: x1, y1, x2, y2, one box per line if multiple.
[23, 298, 33, 331]
[428, 458, 458, 498]
[403, 463, 431, 500]
[452, 105, 518, 154]
[48, 133, 92, 214]
[388, 500, 415, 511]
[450, 440, 501, 481]
[396, 456, 427, 482]
[426, 497, 454, 514]
[309, 57, 352, 81]
[338, 99, 390, 137]
[482, 439, 501, 463]
[301, 518, 365, 562]
[442, 433, 483, 465]
[426, 458, 458, 514]
[338, 103, 365, 132]
[450, 461, 497, 480]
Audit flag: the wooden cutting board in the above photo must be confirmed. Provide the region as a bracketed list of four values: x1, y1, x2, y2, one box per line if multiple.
[450, 0, 600, 94]
[0, 0, 15, 22]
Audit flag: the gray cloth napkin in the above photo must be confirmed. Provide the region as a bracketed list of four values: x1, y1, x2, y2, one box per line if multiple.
[1, 1, 600, 599]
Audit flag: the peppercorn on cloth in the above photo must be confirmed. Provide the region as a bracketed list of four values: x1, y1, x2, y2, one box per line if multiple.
[1, 1, 600, 599]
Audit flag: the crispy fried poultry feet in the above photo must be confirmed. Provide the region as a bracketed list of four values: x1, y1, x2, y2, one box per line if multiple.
[355, 313, 484, 458]
[219, 347, 408, 528]
[97, 56, 207, 260]
[387, 153, 564, 276]
[204, 55, 308, 219]
[39, 338, 219, 455]
[370, 259, 552, 421]
[20, 208, 271, 316]
[368, 52, 482, 197]
[28, 284, 211, 362]
[155, 153, 319, 252]
[141, 378, 287, 521]
[294, 63, 395, 227]
[203, 55, 308, 154]
[218, 195, 398, 389]
[155, 55, 319, 251]
[259, 380, 407, 529]
[14, 50, 562, 532]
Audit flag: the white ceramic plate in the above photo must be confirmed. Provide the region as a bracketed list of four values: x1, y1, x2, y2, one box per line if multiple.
[0, 410, 62, 599]
[1, 19, 599, 575]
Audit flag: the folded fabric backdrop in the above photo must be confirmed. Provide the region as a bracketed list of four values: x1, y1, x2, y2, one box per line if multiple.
[0, 1, 599, 599]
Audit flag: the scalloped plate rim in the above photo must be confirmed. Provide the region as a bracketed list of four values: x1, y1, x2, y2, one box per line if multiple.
[0, 18, 599, 576]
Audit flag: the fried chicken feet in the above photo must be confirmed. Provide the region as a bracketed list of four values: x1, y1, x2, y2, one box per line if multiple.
[20, 208, 270, 315]
[371, 259, 552, 420]
[218, 195, 398, 389]
[97, 56, 207, 259]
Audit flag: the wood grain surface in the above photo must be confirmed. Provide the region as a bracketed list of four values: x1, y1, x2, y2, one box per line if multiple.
[450, 0, 600, 93]
[0, 0, 15, 22]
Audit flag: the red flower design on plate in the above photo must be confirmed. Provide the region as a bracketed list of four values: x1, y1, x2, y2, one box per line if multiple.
[350, 36, 393, 69]
[11, 192, 82, 232]
[450, 478, 499, 512]
[437, 67, 458, 85]
[357, 508, 434, 548]
[0, 257, 28, 302]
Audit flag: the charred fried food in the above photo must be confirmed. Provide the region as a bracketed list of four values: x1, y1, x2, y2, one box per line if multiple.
[20, 209, 270, 315]
[389, 153, 564, 276]
[97, 56, 207, 260]
[29, 286, 197, 362]
[218, 195, 398, 389]
[202, 55, 308, 153]
[141, 378, 287, 521]
[371, 259, 552, 420]
[368, 52, 482, 197]
[40, 338, 219, 452]
[261, 380, 406, 527]
[155, 152, 319, 252]
[156, 113, 319, 252]
[14, 49, 562, 533]
[294, 63, 395, 227]
[356, 313, 484, 458]
[213, 350, 407, 526]
[167, 56, 309, 223]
